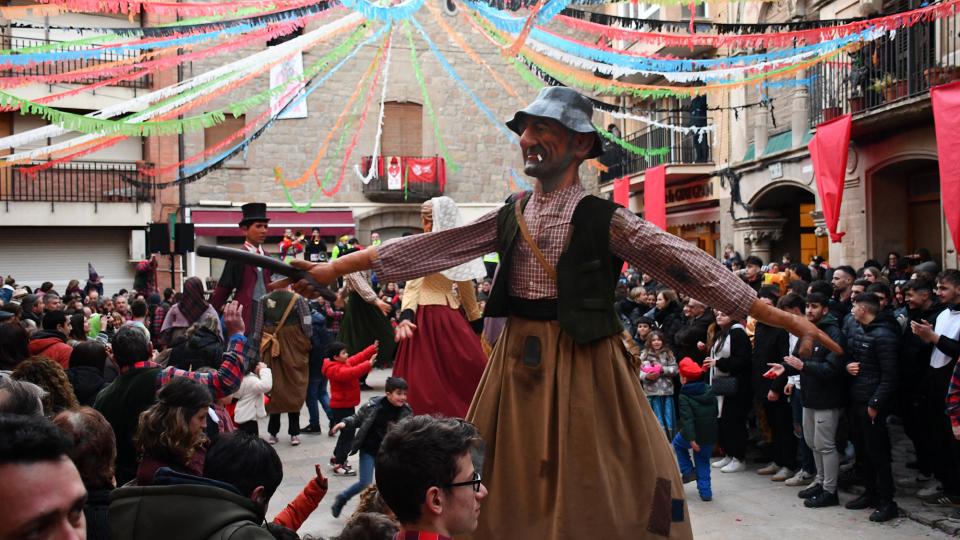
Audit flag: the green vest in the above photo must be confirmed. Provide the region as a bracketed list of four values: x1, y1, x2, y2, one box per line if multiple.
[483, 193, 624, 345]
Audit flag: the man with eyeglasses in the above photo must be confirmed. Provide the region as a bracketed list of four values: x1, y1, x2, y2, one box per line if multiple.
[376, 416, 487, 539]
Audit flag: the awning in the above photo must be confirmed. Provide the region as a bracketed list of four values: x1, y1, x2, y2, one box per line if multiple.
[191, 209, 355, 237]
[666, 206, 721, 228]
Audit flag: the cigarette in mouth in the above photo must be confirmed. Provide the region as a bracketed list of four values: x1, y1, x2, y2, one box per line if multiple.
[537, 155, 543, 162]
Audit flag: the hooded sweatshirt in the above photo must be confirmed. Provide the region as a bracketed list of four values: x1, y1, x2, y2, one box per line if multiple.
[28, 330, 73, 368]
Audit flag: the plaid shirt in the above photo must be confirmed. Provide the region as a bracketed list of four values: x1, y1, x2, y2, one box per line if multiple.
[948, 360, 960, 433]
[344, 271, 379, 303]
[373, 183, 757, 320]
[393, 532, 451, 540]
[156, 334, 248, 399]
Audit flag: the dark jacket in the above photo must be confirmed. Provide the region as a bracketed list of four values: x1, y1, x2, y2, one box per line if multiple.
[343, 396, 413, 455]
[678, 382, 718, 445]
[751, 322, 790, 399]
[674, 311, 715, 364]
[777, 314, 848, 410]
[900, 302, 947, 388]
[65, 365, 107, 407]
[846, 311, 900, 409]
[84, 488, 111, 540]
[109, 468, 272, 540]
[653, 302, 685, 349]
[308, 309, 332, 379]
[94, 366, 161, 486]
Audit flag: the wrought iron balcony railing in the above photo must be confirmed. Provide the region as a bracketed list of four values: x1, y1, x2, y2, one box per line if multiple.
[600, 113, 713, 182]
[360, 156, 446, 203]
[0, 160, 155, 203]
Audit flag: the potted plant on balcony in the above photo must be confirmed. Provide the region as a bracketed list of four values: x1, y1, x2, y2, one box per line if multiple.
[871, 74, 908, 102]
[924, 63, 960, 86]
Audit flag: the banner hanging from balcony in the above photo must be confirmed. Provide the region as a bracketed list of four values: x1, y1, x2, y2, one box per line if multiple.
[643, 165, 666, 230]
[808, 114, 852, 243]
[932, 81, 960, 250]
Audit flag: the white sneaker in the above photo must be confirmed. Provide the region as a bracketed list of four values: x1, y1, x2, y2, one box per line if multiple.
[785, 470, 814, 486]
[721, 458, 746, 473]
[757, 462, 779, 475]
[897, 473, 934, 488]
[712, 456, 733, 469]
[772, 467, 795, 482]
[918, 482, 944, 498]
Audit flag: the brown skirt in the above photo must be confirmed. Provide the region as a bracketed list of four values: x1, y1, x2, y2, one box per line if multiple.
[466, 317, 693, 540]
[264, 324, 310, 414]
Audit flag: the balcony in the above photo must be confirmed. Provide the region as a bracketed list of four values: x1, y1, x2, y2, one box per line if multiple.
[600, 113, 713, 182]
[808, 9, 959, 127]
[0, 33, 153, 90]
[0, 160, 155, 203]
[360, 156, 446, 203]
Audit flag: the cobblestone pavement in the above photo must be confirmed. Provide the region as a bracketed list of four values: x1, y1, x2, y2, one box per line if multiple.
[266, 369, 958, 538]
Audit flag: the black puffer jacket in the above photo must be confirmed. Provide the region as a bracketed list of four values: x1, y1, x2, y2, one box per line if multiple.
[846, 311, 900, 409]
[166, 326, 223, 372]
[776, 314, 848, 410]
[900, 302, 946, 384]
[674, 311, 715, 364]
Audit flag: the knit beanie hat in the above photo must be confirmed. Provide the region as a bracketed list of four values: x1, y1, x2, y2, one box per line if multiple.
[678, 357, 704, 381]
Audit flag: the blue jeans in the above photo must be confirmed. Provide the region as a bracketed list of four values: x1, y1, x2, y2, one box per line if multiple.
[648, 395, 676, 437]
[339, 451, 375, 503]
[305, 375, 333, 429]
[673, 433, 713, 499]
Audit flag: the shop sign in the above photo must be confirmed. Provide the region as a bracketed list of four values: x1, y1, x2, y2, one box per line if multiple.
[665, 178, 719, 208]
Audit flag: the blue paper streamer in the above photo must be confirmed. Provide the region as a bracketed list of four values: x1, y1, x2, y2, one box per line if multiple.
[410, 16, 518, 145]
[465, 0, 880, 72]
[182, 24, 389, 176]
[340, 0, 427, 21]
[760, 76, 817, 89]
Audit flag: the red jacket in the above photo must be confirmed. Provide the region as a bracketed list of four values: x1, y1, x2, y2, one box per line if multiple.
[322, 344, 376, 409]
[272, 475, 328, 531]
[28, 331, 73, 369]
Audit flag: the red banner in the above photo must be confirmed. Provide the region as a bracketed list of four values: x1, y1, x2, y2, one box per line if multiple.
[808, 114, 852, 243]
[613, 176, 630, 209]
[932, 81, 960, 251]
[644, 165, 667, 230]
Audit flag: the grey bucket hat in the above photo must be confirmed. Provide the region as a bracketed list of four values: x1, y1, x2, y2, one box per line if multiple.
[506, 87, 605, 159]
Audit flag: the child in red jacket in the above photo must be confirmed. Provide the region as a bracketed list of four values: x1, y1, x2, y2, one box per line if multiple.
[322, 340, 377, 475]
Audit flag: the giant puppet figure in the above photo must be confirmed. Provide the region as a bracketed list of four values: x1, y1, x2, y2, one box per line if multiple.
[273, 87, 841, 539]
[211, 203, 273, 331]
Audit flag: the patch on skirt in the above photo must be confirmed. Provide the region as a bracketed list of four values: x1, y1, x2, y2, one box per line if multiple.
[647, 477, 674, 536]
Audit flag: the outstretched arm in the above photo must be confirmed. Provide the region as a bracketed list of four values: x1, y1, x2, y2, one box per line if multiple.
[610, 209, 841, 356]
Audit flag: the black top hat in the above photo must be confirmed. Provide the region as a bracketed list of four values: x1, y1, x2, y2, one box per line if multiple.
[239, 202, 270, 226]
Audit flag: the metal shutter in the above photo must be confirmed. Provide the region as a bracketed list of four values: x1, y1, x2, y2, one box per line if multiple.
[0, 227, 137, 296]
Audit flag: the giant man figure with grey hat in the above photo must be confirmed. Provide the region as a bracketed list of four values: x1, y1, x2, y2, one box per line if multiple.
[273, 87, 841, 539]
[211, 203, 273, 331]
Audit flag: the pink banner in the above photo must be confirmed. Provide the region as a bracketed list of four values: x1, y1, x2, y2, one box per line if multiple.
[644, 165, 666, 230]
[933, 81, 960, 251]
[808, 114, 852, 243]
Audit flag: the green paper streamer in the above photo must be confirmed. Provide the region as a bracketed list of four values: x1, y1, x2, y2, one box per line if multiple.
[402, 21, 459, 173]
[2, 24, 369, 141]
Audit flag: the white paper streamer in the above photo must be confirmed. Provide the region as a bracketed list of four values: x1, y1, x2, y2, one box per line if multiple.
[0, 12, 363, 156]
[354, 28, 393, 185]
[604, 109, 717, 139]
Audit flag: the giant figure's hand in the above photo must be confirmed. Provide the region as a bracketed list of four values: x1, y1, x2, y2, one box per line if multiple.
[749, 299, 842, 357]
[269, 260, 337, 298]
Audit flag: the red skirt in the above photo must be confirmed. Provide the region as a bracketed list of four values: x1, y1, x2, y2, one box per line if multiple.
[392, 304, 488, 418]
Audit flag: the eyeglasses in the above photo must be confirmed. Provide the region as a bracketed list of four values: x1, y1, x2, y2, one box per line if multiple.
[445, 471, 483, 493]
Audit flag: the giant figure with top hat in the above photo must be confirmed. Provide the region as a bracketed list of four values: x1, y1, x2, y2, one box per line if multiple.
[210, 203, 272, 330]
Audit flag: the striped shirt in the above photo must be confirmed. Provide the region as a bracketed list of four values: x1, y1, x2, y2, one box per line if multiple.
[372, 182, 757, 320]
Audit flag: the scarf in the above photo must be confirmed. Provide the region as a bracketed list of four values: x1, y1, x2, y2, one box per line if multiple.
[179, 277, 208, 324]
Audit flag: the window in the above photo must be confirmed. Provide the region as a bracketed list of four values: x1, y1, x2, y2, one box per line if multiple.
[381, 102, 422, 157]
[204, 113, 247, 168]
[680, 2, 707, 19]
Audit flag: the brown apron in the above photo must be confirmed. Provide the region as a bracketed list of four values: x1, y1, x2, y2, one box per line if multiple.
[466, 317, 693, 540]
[261, 296, 310, 414]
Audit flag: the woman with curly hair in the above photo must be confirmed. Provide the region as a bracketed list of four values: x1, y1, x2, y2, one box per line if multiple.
[11, 356, 79, 415]
[134, 377, 211, 485]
